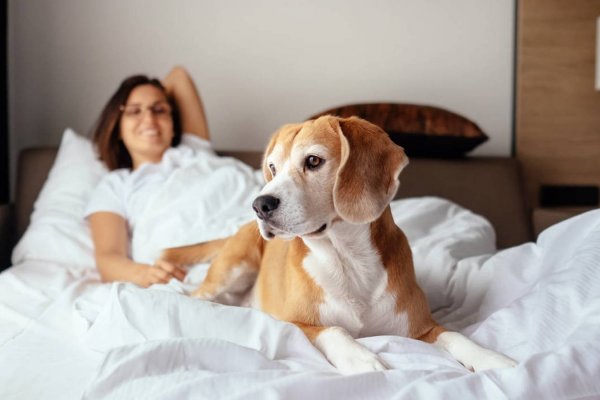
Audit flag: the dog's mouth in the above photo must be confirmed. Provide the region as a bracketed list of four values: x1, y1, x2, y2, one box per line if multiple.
[306, 223, 327, 236]
[257, 220, 287, 240]
[259, 220, 327, 240]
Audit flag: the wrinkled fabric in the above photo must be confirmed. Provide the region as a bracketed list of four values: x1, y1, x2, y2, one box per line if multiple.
[1, 198, 599, 399]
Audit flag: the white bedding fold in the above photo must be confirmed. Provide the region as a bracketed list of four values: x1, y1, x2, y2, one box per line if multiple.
[78, 210, 600, 399]
[2, 156, 600, 399]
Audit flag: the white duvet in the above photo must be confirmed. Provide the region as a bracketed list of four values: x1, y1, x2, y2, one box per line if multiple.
[1, 131, 600, 399]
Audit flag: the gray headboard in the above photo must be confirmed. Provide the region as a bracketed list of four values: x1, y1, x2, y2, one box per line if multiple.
[15, 148, 532, 249]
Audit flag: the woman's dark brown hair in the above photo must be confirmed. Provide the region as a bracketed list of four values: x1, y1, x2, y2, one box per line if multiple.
[91, 75, 182, 170]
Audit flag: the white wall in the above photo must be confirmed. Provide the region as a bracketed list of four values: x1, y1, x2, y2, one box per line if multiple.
[9, 0, 515, 195]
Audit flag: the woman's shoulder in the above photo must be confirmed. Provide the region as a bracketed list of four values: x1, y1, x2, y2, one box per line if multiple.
[94, 168, 132, 190]
[102, 168, 131, 181]
[179, 133, 213, 152]
[161, 133, 215, 165]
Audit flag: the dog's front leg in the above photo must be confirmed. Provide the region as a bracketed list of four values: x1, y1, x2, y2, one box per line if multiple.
[294, 322, 387, 374]
[433, 331, 517, 372]
[192, 258, 258, 305]
[192, 222, 264, 306]
[161, 238, 229, 266]
[419, 324, 517, 371]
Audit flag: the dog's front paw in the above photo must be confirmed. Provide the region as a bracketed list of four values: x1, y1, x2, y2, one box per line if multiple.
[435, 332, 517, 372]
[315, 327, 388, 374]
[190, 286, 216, 301]
[469, 349, 517, 372]
[332, 346, 387, 375]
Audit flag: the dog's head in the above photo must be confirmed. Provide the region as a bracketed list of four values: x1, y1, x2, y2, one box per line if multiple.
[253, 115, 409, 240]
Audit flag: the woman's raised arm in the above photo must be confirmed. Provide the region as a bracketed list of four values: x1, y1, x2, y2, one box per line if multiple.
[162, 66, 210, 141]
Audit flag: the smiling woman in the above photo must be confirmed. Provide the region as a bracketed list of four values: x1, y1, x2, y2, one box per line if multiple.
[93, 77, 180, 170]
[118, 86, 175, 168]
[85, 66, 212, 288]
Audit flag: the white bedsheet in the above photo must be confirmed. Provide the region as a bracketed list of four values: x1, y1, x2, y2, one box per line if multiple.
[1, 150, 600, 399]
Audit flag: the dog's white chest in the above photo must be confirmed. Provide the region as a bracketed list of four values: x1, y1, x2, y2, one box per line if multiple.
[303, 226, 410, 338]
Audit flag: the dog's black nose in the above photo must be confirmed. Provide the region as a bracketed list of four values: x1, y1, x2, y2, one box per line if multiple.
[252, 195, 280, 220]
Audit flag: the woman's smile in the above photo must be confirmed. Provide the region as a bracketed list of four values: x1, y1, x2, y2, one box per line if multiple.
[120, 84, 175, 168]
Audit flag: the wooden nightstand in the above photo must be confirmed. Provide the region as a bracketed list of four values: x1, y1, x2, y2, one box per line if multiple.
[532, 207, 597, 237]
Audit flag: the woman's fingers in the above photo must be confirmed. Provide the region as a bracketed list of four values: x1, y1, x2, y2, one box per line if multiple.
[172, 266, 187, 281]
[151, 267, 171, 284]
[136, 260, 188, 287]
[154, 260, 187, 281]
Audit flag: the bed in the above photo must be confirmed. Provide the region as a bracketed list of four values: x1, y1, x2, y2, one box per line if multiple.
[1, 126, 599, 400]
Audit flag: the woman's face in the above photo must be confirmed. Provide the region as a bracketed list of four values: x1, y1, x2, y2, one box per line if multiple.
[119, 84, 174, 169]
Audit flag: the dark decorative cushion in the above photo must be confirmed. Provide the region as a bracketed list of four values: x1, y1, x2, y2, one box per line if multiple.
[307, 103, 488, 158]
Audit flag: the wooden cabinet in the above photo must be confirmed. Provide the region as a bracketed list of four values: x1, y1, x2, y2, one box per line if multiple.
[516, 0, 600, 209]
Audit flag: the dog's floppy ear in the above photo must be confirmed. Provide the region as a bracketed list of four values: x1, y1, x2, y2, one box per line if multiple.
[333, 116, 409, 224]
[261, 123, 303, 182]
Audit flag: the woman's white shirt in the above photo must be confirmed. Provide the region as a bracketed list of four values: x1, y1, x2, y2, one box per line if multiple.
[84, 134, 213, 232]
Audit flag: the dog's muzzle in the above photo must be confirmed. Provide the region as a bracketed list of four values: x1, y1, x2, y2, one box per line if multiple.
[252, 195, 280, 221]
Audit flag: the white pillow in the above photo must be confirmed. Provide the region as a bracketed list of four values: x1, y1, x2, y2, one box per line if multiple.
[12, 128, 107, 267]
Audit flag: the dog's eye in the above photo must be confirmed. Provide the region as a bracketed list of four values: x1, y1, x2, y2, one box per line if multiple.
[268, 163, 276, 176]
[305, 155, 323, 170]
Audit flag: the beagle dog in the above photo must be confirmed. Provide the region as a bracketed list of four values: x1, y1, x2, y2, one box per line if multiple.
[162, 115, 517, 374]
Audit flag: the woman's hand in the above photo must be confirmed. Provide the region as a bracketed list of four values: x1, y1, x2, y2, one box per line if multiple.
[134, 260, 187, 288]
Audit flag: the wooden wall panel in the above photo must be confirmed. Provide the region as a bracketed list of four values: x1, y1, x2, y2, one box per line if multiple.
[516, 0, 600, 208]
